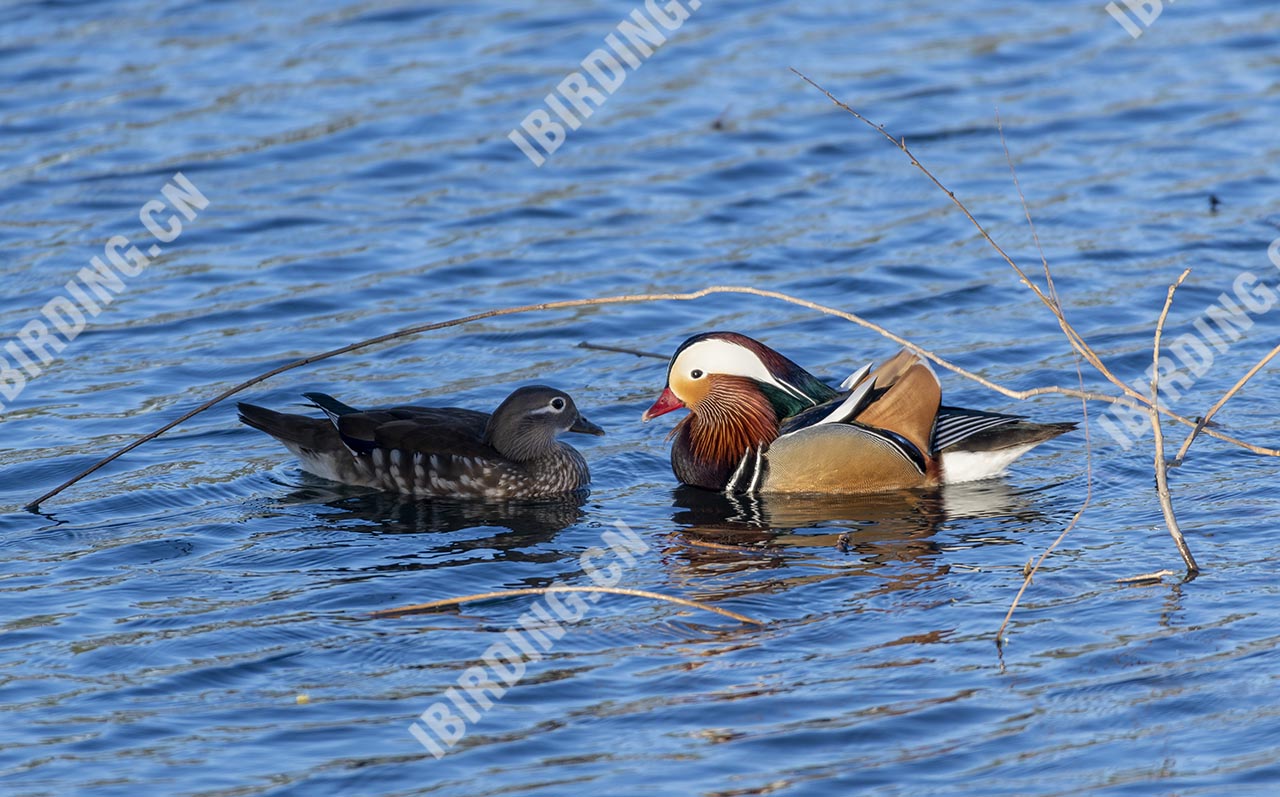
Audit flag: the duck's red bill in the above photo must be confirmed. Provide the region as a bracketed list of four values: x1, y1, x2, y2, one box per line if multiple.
[641, 386, 685, 421]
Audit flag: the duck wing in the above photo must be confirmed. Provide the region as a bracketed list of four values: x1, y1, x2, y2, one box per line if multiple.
[781, 363, 875, 432]
[331, 406, 495, 459]
[782, 351, 940, 449]
[848, 350, 941, 458]
[932, 406, 1024, 452]
[761, 355, 936, 493]
[762, 424, 930, 493]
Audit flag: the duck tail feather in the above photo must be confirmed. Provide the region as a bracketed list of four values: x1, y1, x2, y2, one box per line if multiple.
[238, 402, 339, 450]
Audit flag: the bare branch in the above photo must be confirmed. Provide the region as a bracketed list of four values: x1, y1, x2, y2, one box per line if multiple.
[789, 68, 1162, 414]
[27, 286, 1279, 511]
[996, 110, 1059, 311]
[369, 586, 764, 626]
[1171, 342, 1280, 467]
[577, 341, 668, 360]
[1151, 269, 1198, 573]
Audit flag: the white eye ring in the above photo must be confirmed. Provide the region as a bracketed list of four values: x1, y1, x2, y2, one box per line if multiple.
[690, 369, 704, 379]
[551, 397, 566, 411]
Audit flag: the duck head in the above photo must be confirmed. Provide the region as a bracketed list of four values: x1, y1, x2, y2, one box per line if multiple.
[641, 332, 838, 487]
[642, 332, 837, 424]
[486, 385, 603, 462]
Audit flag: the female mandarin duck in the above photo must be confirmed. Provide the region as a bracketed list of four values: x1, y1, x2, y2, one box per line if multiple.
[239, 385, 603, 499]
[642, 332, 1073, 494]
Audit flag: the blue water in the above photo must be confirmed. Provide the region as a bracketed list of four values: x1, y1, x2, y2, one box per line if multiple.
[2, 1, 1280, 794]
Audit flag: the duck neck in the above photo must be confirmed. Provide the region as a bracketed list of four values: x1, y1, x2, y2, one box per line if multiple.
[675, 379, 780, 488]
[487, 422, 557, 463]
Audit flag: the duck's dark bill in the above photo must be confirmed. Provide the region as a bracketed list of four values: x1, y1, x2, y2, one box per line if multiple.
[569, 415, 605, 436]
[641, 387, 684, 422]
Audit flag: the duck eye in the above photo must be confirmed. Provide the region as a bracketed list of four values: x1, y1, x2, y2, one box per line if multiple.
[550, 397, 566, 411]
[690, 369, 704, 379]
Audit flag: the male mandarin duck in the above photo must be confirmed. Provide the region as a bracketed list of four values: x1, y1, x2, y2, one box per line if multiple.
[239, 385, 603, 499]
[642, 332, 1074, 494]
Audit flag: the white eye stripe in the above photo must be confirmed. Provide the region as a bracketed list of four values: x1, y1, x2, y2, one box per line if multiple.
[672, 339, 814, 403]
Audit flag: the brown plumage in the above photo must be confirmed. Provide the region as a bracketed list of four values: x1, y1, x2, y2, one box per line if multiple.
[670, 375, 779, 482]
[848, 349, 940, 460]
[240, 386, 603, 500]
[643, 332, 1074, 495]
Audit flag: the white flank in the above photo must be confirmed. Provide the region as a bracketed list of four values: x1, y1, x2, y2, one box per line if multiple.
[290, 446, 355, 484]
[940, 441, 1043, 484]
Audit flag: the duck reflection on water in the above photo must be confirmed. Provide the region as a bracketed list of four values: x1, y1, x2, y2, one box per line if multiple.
[665, 480, 1054, 597]
[275, 479, 586, 540]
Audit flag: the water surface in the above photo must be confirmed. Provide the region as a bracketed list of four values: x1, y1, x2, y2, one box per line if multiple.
[2, 1, 1280, 794]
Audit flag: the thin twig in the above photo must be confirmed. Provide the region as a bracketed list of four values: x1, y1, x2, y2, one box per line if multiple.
[997, 408, 1093, 646]
[994, 120, 1096, 646]
[369, 586, 763, 625]
[577, 341, 668, 360]
[790, 68, 1153, 412]
[27, 286, 1278, 510]
[996, 110, 1060, 313]
[790, 69, 1279, 459]
[1151, 269, 1198, 574]
[1170, 342, 1280, 467]
[996, 302, 1095, 646]
[669, 534, 776, 554]
[1117, 569, 1175, 585]
[996, 472, 1091, 647]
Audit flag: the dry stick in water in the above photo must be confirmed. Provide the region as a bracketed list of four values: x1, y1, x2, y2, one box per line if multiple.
[24, 292, 727, 510]
[993, 116, 1096, 644]
[1170, 341, 1280, 468]
[996, 400, 1093, 647]
[791, 70, 1279, 574]
[795, 72, 1279, 461]
[789, 68, 1209, 425]
[26, 286, 1278, 511]
[577, 341, 668, 360]
[1151, 269, 1198, 573]
[370, 586, 764, 626]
